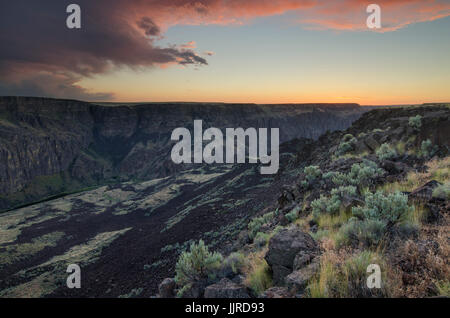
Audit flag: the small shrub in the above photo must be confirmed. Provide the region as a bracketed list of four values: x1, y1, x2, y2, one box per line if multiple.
[351, 160, 385, 188]
[336, 218, 386, 248]
[332, 160, 384, 189]
[376, 143, 397, 161]
[331, 172, 352, 186]
[311, 186, 357, 218]
[224, 252, 246, 274]
[393, 222, 419, 239]
[322, 171, 335, 180]
[248, 212, 274, 240]
[409, 115, 422, 131]
[285, 206, 301, 223]
[306, 254, 341, 298]
[331, 185, 358, 198]
[352, 191, 412, 225]
[311, 194, 341, 218]
[432, 182, 450, 199]
[307, 251, 391, 298]
[310, 229, 330, 241]
[254, 232, 270, 248]
[175, 240, 223, 288]
[336, 191, 414, 247]
[337, 135, 357, 156]
[337, 141, 352, 155]
[420, 139, 438, 158]
[395, 141, 406, 156]
[244, 258, 272, 296]
[304, 165, 322, 183]
[342, 251, 390, 297]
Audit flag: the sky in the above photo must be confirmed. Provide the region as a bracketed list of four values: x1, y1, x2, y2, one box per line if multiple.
[1, 0, 450, 105]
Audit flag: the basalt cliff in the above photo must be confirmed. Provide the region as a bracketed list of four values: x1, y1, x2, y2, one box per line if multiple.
[0, 97, 363, 210]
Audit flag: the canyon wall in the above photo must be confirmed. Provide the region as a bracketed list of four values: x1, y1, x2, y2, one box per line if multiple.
[0, 97, 364, 210]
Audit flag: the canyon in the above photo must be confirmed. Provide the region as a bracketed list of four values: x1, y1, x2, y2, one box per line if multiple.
[0, 97, 364, 210]
[0, 98, 448, 298]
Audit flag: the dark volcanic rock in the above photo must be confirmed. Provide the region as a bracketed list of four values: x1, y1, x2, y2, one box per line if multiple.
[364, 135, 380, 151]
[204, 278, 250, 298]
[409, 180, 442, 201]
[381, 160, 410, 174]
[260, 287, 292, 298]
[285, 262, 319, 294]
[178, 281, 208, 298]
[265, 227, 318, 285]
[158, 278, 176, 298]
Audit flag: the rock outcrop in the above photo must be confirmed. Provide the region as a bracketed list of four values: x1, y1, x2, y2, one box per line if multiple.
[0, 97, 364, 210]
[158, 278, 176, 298]
[265, 227, 318, 285]
[260, 287, 292, 298]
[285, 262, 319, 295]
[204, 278, 250, 298]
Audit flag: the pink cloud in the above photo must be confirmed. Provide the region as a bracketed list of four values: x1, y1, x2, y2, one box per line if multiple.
[125, 0, 450, 33]
[180, 41, 197, 49]
[1, 0, 449, 99]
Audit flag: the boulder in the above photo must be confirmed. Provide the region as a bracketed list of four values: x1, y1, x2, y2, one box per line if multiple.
[265, 228, 318, 285]
[271, 264, 292, 286]
[409, 180, 441, 201]
[260, 287, 292, 298]
[425, 199, 448, 223]
[285, 262, 319, 294]
[204, 278, 250, 298]
[391, 126, 405, 139]
[354, 139, 370, 153]
[158, 278, 176, 298]
[177, 280, 208, 298]
[381, 160, 409, 174]
[293, 251, 313, 271]
[278, 187, 296, 208]
[364, 136, 380, 151]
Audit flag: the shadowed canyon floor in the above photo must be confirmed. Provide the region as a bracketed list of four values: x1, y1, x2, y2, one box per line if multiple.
[0, 160, 298, 297]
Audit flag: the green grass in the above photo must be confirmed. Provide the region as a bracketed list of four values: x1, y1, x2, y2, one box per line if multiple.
[316, 209, 351, 230]
[0, 232, 65, 266]
[307, 250, 390, 298]
[378, 156, 450, 194]
[435, 280, 450, 297]
[243, 250, 273, 296]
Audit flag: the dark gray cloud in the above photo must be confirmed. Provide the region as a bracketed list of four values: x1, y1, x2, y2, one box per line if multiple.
[0, 0, 208, 100]
[137, 17, 161, 37]
[0, 71, 114, 101]
[2, 0, 445, 100]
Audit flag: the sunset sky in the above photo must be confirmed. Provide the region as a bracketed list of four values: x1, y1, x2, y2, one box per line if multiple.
[1, 0, 450, 105]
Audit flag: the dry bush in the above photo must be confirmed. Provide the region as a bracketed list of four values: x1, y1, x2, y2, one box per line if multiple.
[392, 220, 449, 297]
[242, 248, 272, 296]
[306, 240, 400, 298]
